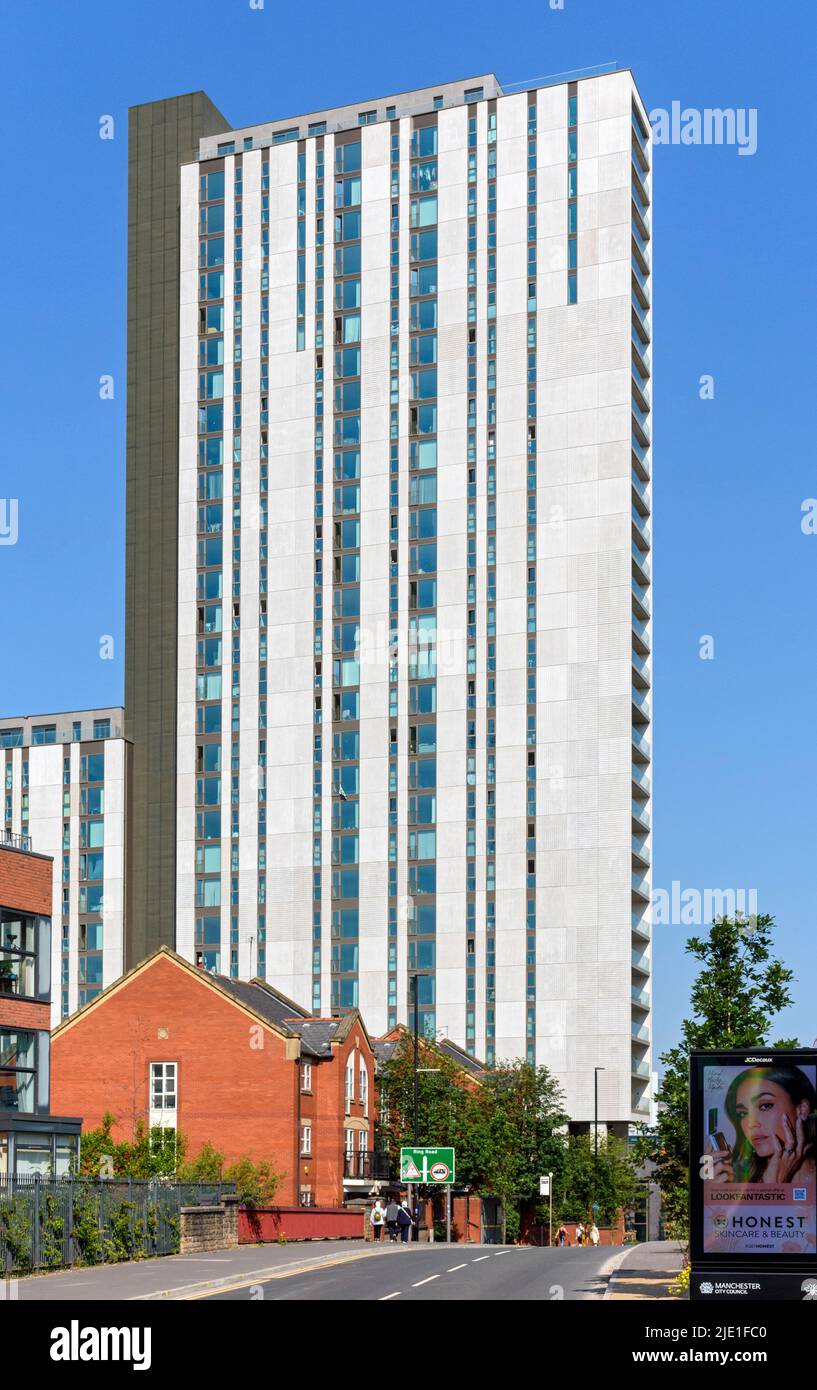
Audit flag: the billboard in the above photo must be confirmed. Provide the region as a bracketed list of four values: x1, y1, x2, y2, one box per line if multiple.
[690, 1049, 817, 1268]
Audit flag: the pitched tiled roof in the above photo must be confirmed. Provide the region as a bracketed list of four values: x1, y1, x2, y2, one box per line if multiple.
[373, 1026, 487, 1075]
[214, 975, 309, 1029]
[286, 1018, 342, 1058]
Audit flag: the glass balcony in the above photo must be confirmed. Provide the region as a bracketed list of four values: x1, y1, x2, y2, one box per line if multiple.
[632, 370, 651, 409]
[631, 112, 649, 154]
[631, 944, 650, 972]
[632, 802, 651, 835]
[632, 686, 651, 723]
[632, 984, 651, 1009]
[632, 580, 650, 624]
[630, 839, 650, 872]
[632, 404, 651, 447]
[632, 506, 652, 548]
[631, 1057, 650, 1078]
[632, 918, 651, 945]
[632, 471, 650, 512]
[631, 322, 651, 366]
[632, 543, 651, 584]
[632, 129, 649, 175]
[632, 725, 651, 761]
[632, 162, 650, 212]
[630, 867, 650, 900]
[632, 1021, 650, 1042]
[631, 431, 650, 476]
[632, 199, 650, 245]
[631, 256, 650, 296]
[631, 294, 650, 345]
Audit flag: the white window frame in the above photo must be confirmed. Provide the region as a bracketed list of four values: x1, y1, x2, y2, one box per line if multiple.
[301, 1061, 312, 1093]
[150, 1062, 177, 1112]
[300, 1122, 312, 1156]
[359, 1058, 368, 1116]
[345, 1054, 355, 1112]
[344, 1128, 355, 1158]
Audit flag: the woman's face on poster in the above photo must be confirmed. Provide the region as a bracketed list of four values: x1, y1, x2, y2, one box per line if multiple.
[735, 1076, 808, 1158]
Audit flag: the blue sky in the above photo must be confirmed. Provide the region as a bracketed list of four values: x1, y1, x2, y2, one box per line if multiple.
[1, 0, 815, 1062]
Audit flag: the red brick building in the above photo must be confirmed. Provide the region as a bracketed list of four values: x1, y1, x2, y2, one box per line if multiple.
[50, 947, 378, 1206]
[0, 836, 81, 1175]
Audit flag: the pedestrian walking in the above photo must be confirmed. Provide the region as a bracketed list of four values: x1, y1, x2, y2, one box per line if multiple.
[556, 1225, 566, 1247]
[575, 1222, 584, 1247]
[589, 1222, 600, 1247]
[370, 1200, 385, 1241]
[397, 1200, 413, 1244]
[385, 1199, 400, 1242]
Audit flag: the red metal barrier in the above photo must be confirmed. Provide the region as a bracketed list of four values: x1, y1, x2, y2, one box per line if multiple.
[239, 1205, 365, 1243]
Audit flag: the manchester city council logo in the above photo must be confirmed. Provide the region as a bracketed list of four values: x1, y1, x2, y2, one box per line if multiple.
[700, 1281, 713, 1294]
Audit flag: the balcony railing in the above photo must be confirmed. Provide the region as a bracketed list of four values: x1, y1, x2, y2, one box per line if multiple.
[344, 1151, 393, 1182]
[0, 830, 33, 853]
[632, 543, 651, 584]
[632, 577, 651, 619]
[632, 726, 651, 761]
[632, 913, 651, 941]
[632, 871, 650, 901]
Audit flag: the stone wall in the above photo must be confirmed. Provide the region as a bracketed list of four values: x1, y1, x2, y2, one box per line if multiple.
[180, 1196, 240, 1255]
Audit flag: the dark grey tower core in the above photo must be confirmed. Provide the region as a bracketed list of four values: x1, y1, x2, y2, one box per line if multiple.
[124, 92, 230, 968]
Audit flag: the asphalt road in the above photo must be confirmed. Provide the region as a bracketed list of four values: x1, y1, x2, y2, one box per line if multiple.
[201, 1243, 625, 1301]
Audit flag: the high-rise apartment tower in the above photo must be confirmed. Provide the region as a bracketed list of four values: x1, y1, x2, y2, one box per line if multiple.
[126, 71, 653, 1127]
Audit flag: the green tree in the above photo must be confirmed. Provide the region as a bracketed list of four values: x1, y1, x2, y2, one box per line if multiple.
[79, 1114, 186, 1178]
[466, 1061, 569, 1241]
[377, 1035, 478, 1171]
[378, 1040, 570, 1240]
[635, 914, 797, 1236]
[557, 1133, 641, 1227]
[79, 1117, 284, 1203]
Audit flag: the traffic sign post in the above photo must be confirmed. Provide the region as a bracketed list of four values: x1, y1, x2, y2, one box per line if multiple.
[539, 1173, 554, 1245]
[400, 1146, 456, 1185]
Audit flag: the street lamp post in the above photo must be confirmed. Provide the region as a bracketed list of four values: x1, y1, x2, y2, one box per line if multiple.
[594, 1066, 605, 1159]
[410, 974, 420, 1240]
[412, 974, 420, 1145]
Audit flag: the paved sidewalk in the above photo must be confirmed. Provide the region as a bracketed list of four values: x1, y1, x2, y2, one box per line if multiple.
[12, 1239, 386, 1301]
[604, 1240, 685, 1300]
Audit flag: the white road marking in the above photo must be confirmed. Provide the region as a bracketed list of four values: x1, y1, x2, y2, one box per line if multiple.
[472, 1255, 491, 1262]
[412, 1275, 440, 1287]
[447, 1263, 467, 1272]
[380, 1291, 402, 1300]
[496, 1250, 512, 1256]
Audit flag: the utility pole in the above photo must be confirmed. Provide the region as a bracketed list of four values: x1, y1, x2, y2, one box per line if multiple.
[412, 973, 420, 1144]
[409, 973, 419, 1240]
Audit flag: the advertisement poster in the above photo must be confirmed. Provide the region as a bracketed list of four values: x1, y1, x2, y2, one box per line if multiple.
[698, 1056, 817, 1258]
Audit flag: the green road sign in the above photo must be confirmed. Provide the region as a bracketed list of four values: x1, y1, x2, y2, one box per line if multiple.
[400, 1146, 456, 1184]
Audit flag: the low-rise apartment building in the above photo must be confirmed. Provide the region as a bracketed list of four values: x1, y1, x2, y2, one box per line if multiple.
[50, 947, 377, 1206]
[0, 840, 81, 1176]
[0, 708, 128, 1023]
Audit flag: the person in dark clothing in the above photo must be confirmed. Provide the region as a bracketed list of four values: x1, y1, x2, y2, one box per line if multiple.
[397, 1200, 413, 1243]
[385, 1199, 400, 1242]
